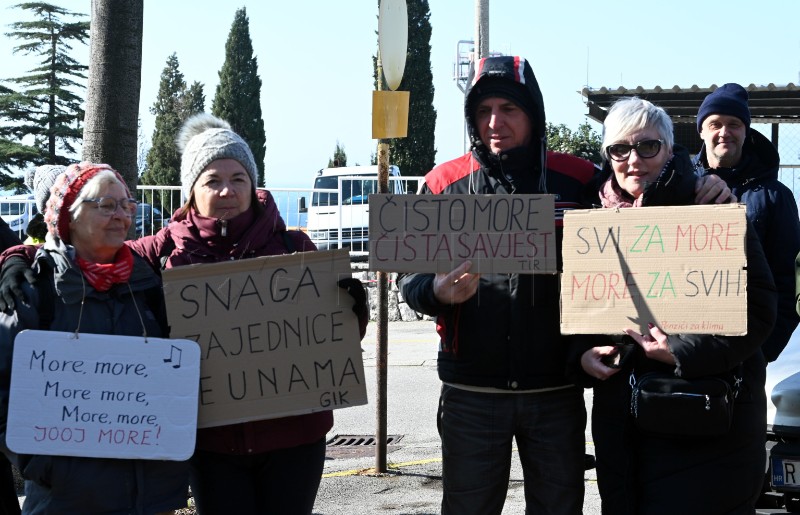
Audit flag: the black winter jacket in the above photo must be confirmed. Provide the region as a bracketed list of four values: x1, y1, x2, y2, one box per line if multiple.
[398, 56, 598, 390]
[574, 147, 777, 515]
[400, 151, 596, 390]
[695, 129, 800, 362]
[0, 239, 188, 515]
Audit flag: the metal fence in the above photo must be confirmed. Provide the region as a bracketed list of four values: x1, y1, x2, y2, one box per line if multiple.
[133, 178, 424, 260]
[5, 148, 799, 248]
[0, 195, 35, 240]
[756, 122, 800, 203]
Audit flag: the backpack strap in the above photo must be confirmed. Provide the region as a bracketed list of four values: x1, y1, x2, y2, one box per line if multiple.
[159, 236, 176, 270]
[144, 283, 170, 336]
[36, 256, 167, 335]
[35, 259, 56, 330]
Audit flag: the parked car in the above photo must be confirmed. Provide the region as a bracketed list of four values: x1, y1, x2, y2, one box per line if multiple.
[758, 332, 800, 513]
[0, 194, 37, 238]
[135, 203, 167, 237]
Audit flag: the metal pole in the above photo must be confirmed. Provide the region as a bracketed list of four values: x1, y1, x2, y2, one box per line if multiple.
[475, 0, 489, 59]
[375, 57, 389, 474]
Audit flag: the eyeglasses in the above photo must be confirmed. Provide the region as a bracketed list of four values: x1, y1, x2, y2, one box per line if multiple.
[606, 139, 664, 162]
[84, 197, 137, 217]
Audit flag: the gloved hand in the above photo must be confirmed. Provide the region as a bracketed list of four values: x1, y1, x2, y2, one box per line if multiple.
[0, 255, 37, 312]
[338, 277, 369, 339]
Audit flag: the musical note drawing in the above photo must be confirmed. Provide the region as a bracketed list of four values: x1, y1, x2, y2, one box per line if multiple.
[163, 345, 182, 369]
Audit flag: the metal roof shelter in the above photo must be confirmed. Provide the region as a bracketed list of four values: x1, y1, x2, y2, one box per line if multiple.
[581, 83, 800, 154]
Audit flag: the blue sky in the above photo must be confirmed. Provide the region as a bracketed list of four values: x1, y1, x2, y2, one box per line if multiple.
[1, 1, 799, 188]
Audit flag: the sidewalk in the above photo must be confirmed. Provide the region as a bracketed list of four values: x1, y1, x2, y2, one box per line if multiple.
[313, 320, 601, 514]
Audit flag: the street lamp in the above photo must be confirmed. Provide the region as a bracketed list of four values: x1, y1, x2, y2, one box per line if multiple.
[372, 0, 408, 474]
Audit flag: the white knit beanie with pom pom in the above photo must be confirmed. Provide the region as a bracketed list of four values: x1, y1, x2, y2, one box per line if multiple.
[176, 113, 259, 199]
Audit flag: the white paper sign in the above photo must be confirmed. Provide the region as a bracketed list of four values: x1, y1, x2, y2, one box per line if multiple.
[6, 331, 200, 461]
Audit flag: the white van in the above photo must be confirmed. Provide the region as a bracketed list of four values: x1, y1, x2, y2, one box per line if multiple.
[305, 165, 403, 252]
[0, 194, 37, 237]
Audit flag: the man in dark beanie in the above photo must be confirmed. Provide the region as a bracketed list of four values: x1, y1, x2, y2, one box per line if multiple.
[695, 82, 800, 361]
[398, 55, 597, 515]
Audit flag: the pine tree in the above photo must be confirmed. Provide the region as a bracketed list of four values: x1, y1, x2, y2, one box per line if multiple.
[0, 84, 40, 190]
[212, 7, 266, 187]
[375, 0, 437, 178]
[0, 2, 89, 179]
[141, 53, 204, 210]
[328, 141, 348, 167]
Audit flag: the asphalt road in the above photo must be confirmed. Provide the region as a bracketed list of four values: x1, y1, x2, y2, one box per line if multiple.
[313, 320, 601, 515]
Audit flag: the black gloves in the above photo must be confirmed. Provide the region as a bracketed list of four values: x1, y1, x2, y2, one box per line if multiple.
[338, 277, 369, 339]
[0, 255, 37, 312]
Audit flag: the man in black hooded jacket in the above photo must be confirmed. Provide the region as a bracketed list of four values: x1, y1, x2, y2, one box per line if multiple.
[399, 55, 732, 515]
[398, 55, 595, 515]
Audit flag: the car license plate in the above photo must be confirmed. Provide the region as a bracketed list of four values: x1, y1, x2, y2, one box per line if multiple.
[771, 457, 800, 487]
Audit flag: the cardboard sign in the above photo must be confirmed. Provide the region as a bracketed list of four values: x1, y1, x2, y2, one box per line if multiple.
[560, 204, 748, 335]
[368, 194, 557, 274]
[6, 331, 200, 460]
[162, 249, 368, 429]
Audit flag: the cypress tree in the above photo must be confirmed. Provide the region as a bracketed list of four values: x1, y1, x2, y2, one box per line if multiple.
[375, 0, 437, 178]
[182, 82, 206, 117]
[142, 53, 204, 209]
[328, 141, 348, 168]
[212, 7, 266, 187]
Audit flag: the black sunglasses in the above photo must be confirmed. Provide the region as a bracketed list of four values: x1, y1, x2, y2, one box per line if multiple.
[606, 139, 664, 162]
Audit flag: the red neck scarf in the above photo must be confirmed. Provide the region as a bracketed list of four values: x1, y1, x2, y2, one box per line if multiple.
[76, 245, 134, 292]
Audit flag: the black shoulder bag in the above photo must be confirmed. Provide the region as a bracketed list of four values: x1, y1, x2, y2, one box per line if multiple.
[629, 368, 740, 439]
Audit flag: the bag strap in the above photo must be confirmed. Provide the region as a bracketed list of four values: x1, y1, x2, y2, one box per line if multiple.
[35, 259, 56, 330]
[732, 363, 743, 399]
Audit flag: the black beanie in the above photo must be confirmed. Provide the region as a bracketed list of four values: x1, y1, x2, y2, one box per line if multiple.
[467, 77, 539, 130]
[697, 83, 751, 132]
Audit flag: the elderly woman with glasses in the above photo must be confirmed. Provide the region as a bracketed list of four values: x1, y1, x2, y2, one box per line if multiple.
[0, 116, 370, 515]
[569, 97, 777, 514]
[0, 163, 188, 515]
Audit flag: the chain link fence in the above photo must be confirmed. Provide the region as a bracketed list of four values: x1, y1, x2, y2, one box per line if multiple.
[754, 123, 800, 202]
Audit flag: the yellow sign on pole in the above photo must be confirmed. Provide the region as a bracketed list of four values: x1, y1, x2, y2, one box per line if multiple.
[372, 90, 410, 139]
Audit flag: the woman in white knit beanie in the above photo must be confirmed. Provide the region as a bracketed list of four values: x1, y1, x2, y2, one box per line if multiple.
[127, 112, 368, 515]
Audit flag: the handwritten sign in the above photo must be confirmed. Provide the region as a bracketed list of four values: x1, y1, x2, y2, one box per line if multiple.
[6, 331, 200, 460]
[162, 248, 368, 429]
[368, 194, 557, 273]
[560, 204, 748, 335]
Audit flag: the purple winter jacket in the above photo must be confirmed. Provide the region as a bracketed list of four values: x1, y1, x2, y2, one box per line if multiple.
[128, 189, 334, 455]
